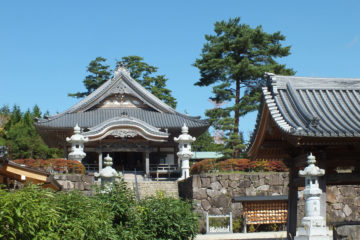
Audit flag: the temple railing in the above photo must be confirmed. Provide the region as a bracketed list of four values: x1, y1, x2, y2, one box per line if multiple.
[84, 163, 99, 173]
[150, 164, 179, 180]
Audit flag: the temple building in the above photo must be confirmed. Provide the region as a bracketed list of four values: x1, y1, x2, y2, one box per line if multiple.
[247, 73, 360, 239]
[35, 65, 209, 178]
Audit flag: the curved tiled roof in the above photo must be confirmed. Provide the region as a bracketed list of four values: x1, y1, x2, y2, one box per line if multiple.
[35, 65, 209, 132]
[36, 108, 209, 130]
[253, 74, 360, 139]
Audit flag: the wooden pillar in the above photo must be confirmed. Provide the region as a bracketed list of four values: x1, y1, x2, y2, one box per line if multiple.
[98, 152, 103, 172]
[318, 150, 327, 220]
[145, 151, 150, 177]
[287, 167, 298, 240]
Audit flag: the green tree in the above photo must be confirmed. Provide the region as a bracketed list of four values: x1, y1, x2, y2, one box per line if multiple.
[0, 105, 62, 159]
[194, 17, 294, 157]
[68, 57, 112, 98]
[69, 56, 177, 108]
[118, 56, 177, 108]
[192, 130, 221, 152]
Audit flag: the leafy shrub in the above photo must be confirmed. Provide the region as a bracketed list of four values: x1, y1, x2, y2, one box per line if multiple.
[247, 160, 269, 172]
[266, 160, 288, 172]
[55, 190, 117, 240]
[0, 181, 199, 240]
[0, 185, 117, 240]
[217, 158, 249, 171]
[190, 158, 217, 174]
[232, 217, 243, 233]
[13, 158, 85, 174]
[191, 158, 288, 174]
[139, 192, 199, 240]
[98, 183, 199, 240]
[0, 185, 58, 240]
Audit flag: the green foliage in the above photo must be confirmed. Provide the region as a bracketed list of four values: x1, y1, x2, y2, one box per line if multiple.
[0, 185, 58, 240]
[0, 180, 199, 240]
[0, 185, 117, 240]
[55, 191, 117, 240]
[98, 182, 198, 240]
[68, 57, 112, 98]
[138, 192, 199, 240]
[232, 217, 243, 233]
[0, 105, 63, 159]
[69, 56, 177, 108]
[192, 130, 221, 152]
[194, 17, 294, 157]
[118, 56, 177, 108]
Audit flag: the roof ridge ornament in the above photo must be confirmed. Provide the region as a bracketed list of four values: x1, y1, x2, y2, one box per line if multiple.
[114, 62, 130, 78]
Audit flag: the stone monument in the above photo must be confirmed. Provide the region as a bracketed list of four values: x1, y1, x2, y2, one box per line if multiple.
[174, 123, 195, 180]
[295, 153, 331, 240]
[95, 154, 120, 189]
[66, 124, 89, 162]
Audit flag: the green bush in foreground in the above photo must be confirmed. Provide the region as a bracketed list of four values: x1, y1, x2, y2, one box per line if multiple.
[0, 185, 116, 240]
[97, 181, 199, 240]
[0, 182, 199, 240]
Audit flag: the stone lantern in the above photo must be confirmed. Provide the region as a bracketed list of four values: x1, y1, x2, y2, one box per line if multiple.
[174, 123, 195, 180]
[295, 153, 331, 240]
[95, 154, 119, 189]
[66, 124, 89, 162]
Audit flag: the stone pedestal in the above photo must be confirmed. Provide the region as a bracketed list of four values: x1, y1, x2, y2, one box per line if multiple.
[174, 123, 195, 180]
[295, 153, 331, 240]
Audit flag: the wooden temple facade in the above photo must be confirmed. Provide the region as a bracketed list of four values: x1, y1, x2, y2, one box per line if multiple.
[247, 73, 360, 239]
[35, 65, 209, 178]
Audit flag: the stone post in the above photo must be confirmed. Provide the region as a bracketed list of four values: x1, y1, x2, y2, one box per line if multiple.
[95, 154, 120, 190]
[98, 151, 103, 171]
[174, 123, 195, 180]
[66, 124, 88, 162]
[295, 153, 331, 240]
[145, 151, 150, 178]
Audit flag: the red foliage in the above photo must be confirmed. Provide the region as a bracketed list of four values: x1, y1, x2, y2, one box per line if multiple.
[190, 158, 288, 174]
[13, 158, 85, 174]
[217, 158, 249, 171]
[266, 160, 288, 172]
[190, 159, 217, 174]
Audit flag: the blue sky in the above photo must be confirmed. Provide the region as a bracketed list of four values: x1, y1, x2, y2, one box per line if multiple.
[1, 1, 360, 141]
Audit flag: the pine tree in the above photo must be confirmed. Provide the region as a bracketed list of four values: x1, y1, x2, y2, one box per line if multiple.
[117, 56, 177, 108]
[194, 18, 294, 157]
[68, 57, 112, 98]
[0, 105, 62, 159]
[69, 56, 177, 108]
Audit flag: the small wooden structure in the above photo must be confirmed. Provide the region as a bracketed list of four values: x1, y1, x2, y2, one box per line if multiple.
[0, 160, 61, 191]
[234, 195, 288, 232]
[247, 73, 360, 239]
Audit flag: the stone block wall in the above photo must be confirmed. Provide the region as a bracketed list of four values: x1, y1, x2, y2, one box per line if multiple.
[179, 173, 360, 235]
[178, 172, 289, 232]
[54, 173, 95, 195]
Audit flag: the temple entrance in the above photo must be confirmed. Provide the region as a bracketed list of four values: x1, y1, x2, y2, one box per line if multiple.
[111, 152, 143, 172]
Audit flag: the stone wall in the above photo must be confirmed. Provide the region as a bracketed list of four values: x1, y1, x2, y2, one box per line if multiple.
[54, 173, 95, 195]
[297, 185, 360, 239]
[179, 173, 360, 235]
[178, 173, 289, 232]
